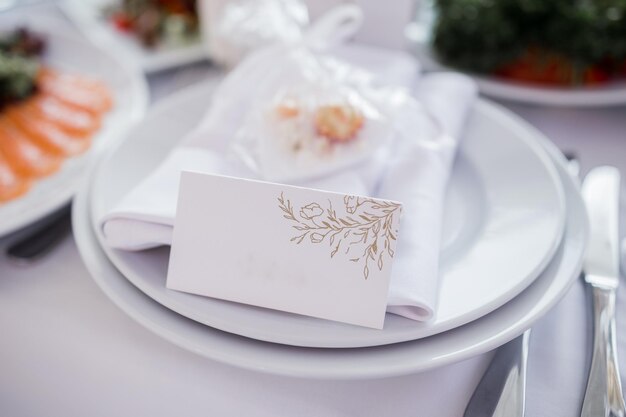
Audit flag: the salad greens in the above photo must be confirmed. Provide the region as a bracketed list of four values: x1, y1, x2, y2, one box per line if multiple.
[432, 0, 626, 85]
[0, 28, 45, 106]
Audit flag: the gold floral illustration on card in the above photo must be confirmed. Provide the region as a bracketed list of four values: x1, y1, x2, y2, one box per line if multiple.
[278, 193, 402, 279]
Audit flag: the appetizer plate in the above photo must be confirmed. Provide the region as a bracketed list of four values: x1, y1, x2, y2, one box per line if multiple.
[89, 79, 566, 348]
[73, 134, 587, 379]
[0, 11, 148, 238]
[61, 0, 208, 73]
[406, 17, 626, 107]
[471, 77, 626, 108]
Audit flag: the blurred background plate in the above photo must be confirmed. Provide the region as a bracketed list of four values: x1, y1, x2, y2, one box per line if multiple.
[411, 41, 626, 107]
[407, 2, 626, 107]
[61, 0, 208, 73]
[0, 9, 148, 237]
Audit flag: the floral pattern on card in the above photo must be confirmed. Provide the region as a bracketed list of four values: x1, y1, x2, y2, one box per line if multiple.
[278, 193, 402, 279]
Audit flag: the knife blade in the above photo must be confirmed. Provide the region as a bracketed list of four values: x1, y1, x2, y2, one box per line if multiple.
[580, 166, 625, 417]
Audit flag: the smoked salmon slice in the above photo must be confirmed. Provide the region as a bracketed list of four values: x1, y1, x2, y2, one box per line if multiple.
[37, 69, 113, 114]
[17, 94, 101, 138]
[38, 68, 110, 94]
[5, 107, 91, 156]
[0, 151, 30, 203]
[0, 117, 62, 178]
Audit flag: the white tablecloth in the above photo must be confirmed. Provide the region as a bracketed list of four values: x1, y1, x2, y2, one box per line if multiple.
[1, 6, 626, 417]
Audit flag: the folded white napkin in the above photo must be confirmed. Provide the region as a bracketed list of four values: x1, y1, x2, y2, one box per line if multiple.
[101, 44, 476, 321]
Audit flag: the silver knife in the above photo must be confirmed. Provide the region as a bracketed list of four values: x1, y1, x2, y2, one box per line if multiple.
[581, 166, 625, 417]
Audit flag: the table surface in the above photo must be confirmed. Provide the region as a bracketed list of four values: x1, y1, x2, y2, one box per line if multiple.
[2, 4, 626, 417]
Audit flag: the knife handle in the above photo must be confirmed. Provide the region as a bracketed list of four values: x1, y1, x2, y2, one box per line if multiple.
[581, 285, 626, 417]
[463, 331, 530, 417]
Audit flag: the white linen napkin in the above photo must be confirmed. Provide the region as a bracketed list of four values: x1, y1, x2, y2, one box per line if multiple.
[100, 45, 476, 321]
[381, 74, 477, 320]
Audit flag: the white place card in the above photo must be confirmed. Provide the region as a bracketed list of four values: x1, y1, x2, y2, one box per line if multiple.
[166, 171, 403, 329]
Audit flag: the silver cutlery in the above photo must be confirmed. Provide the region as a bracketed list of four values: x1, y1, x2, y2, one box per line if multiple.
[4, 203, 72, 264]
[581, 166, 625, 417]
[463, 330, 531, 417]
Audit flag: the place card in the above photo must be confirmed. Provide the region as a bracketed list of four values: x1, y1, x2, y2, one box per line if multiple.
[166, 171, 403, 329]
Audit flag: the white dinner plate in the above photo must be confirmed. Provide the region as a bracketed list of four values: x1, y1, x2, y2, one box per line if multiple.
[88, 79, 566, 348]
[0, 10, 148, 237]
[61, 0, 208, 73]
[73, 133, 587, 379]
[407, 4, 626, 107]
